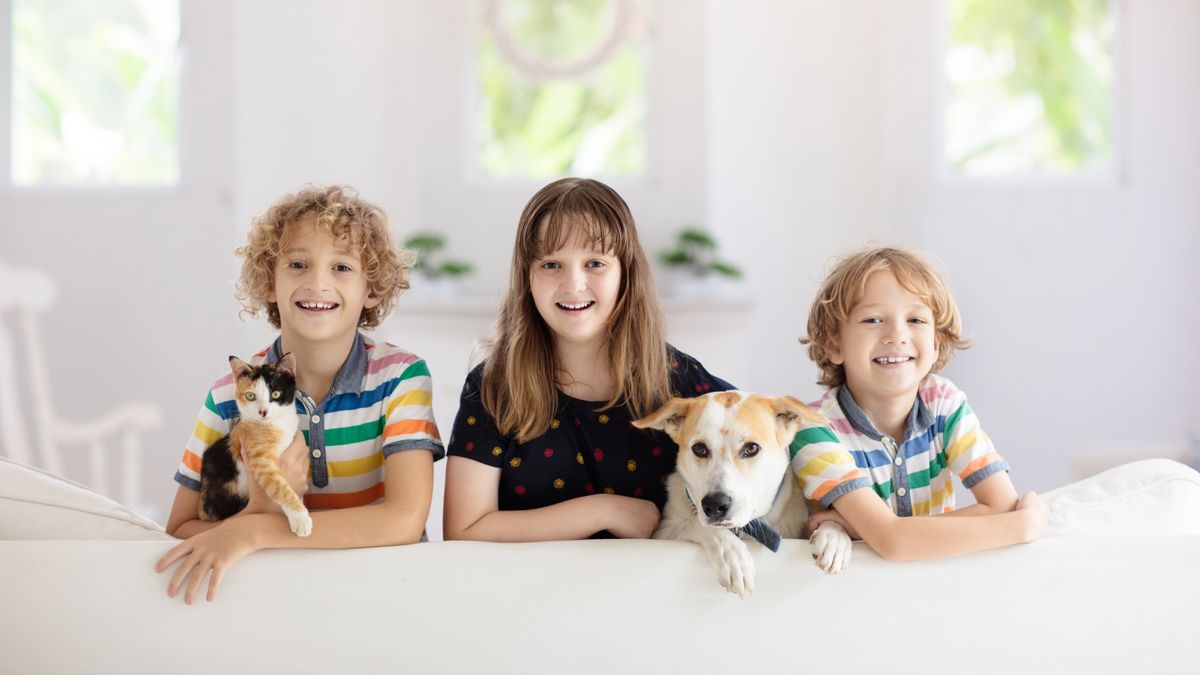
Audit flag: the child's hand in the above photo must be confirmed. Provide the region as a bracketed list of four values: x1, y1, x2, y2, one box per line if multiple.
[155, 517, 260, 604]
[806, 509, 861, 540]
[279, 431, 311, 496]
[1017, 491, 1048, 543]
[602, 495, 661, 538]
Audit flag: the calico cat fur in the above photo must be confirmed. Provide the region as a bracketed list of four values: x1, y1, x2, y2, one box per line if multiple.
[198, 353, 312, 536]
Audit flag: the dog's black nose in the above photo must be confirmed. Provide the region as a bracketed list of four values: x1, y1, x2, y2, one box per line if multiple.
[701, 493, 732, 520]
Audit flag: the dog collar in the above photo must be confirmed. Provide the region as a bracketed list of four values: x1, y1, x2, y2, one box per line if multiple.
[685, 473, 788, 553]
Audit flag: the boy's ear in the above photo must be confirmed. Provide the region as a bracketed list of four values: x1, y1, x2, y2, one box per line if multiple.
[363, 293, 381, 309]
[772, 396, 827, 441]
[228, 356, 253, 379]
[632, 398, 697, 442]
[827, 338, 844, 366]
[277, 352, 297, 375]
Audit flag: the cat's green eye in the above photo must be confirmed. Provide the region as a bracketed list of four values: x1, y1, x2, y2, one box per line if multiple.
[271, 390, 281, 400]
[244, 392, 256, 401]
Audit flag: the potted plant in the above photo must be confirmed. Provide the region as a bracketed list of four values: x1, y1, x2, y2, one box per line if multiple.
[403, 232, 473, 296]
[658, 227, 742, 295]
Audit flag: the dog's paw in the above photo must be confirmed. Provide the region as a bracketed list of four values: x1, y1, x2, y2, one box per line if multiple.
[286, 509, 313, 537]
[711, 536, 755, 597]
[810, 522, 852, 574]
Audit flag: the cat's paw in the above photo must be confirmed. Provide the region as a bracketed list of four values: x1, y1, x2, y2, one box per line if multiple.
[286, 509, 313, 537]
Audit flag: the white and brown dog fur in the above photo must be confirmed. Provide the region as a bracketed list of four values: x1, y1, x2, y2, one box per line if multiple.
[634, 391, 853, 596]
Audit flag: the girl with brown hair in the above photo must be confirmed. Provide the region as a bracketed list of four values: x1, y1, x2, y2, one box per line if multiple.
[443, 178, 733, 541]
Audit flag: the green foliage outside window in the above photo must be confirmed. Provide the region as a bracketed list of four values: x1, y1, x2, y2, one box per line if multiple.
[477, 0, 645, 178]
[946, 0, 1113, 175]
[12, 0, 179, 185]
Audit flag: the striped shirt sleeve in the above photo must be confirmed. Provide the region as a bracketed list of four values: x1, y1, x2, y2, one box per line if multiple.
[380, 358, 445, 460]
[789, 424, 871, 508]
[937, 383, 1008, 489]
[173, 379, 237, 491]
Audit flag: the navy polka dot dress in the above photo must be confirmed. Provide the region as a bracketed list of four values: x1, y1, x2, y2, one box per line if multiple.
[447, 348, 734, 514]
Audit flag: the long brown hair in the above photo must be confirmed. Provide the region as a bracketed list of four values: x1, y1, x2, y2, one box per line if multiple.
[481, 178, 670, 442]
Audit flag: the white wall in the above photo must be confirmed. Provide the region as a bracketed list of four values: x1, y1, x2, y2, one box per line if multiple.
[1, 0, 1197, 521]
[877, 0, 1200, 489]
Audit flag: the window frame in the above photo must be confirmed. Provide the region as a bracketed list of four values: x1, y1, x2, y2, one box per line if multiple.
[464, 0, 653, 188]
[2, 0, 186, 194]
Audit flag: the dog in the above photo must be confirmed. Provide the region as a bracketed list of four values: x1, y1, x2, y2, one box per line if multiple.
[633, 391, 853, 597]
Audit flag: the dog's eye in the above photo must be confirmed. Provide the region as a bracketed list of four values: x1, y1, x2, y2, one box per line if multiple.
[740, 442, 761, 458]
[691, 443, 709, 458]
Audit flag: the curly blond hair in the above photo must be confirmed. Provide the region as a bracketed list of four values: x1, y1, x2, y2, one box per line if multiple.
[235, 185, 412, 330]
[801, 247, 971, 388]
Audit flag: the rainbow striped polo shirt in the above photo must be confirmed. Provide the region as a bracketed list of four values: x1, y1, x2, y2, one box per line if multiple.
[174, 333, 444, 509]
[789, 374, 1008, 516]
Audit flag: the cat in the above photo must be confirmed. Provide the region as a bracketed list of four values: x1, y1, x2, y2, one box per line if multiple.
[198, 352, 312, 536]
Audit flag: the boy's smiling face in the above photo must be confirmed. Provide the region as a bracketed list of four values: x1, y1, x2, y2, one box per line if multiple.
[829, 269, 938, 404]
[268, 215, 380, 347]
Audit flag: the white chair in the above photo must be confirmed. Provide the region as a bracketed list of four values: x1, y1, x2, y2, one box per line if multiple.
[0, 261, 162, 514]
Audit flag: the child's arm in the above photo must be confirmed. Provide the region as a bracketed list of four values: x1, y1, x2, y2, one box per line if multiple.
[830, 487, 1047, 561]
[155, 446, 434, 604]
[163, 487, 221, 538]
[935, 471, 1020, 517]
[442, 456, 659, 542]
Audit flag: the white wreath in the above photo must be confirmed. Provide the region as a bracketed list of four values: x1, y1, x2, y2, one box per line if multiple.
[484, 0, 636, 81]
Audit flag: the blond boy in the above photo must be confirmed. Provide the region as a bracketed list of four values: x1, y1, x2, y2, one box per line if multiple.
[795, 247, 1046, 561]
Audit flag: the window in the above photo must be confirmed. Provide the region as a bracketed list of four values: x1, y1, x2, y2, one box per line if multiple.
[11, 0, 180, 186]
[476, 0, 645, 179]
[943, 0, 1115, 177]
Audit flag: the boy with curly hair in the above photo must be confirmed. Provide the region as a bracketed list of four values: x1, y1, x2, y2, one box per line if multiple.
[156, 186, 443, 603]
[793, 247, 1047, 567]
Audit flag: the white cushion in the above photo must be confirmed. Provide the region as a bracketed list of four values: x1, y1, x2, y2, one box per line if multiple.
[1043, 458, 1200, 536]
[0, 457, 170, 540]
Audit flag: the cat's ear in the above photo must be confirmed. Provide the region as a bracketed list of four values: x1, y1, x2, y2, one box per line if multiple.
[228, 356, 252, 379]
[278, 352, 297, 375]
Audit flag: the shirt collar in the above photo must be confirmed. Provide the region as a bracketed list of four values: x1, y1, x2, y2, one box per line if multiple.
[835, 384, 935, 443]
[267, 332, 368, 398]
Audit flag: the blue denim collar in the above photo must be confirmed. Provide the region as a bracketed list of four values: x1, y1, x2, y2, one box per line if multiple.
[836, 384, 934, 443]
[267, 332, 368, 398]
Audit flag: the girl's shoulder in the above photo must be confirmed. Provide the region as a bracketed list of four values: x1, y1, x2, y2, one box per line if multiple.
[667, 346, 736, 396]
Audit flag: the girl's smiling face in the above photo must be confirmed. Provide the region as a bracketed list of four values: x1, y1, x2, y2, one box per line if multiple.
[830, 270, 938, 403]
[529, 228, 622, 350]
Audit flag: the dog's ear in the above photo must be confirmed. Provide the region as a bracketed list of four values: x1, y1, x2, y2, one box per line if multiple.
[771, 396, 827, 440]
[632, 397, 696, 441]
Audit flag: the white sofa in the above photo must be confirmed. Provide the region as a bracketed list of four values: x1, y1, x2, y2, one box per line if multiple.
[3, 457, 1199, 675]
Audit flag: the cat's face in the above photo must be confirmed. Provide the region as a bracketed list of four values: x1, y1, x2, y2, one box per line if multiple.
[229, 354, 298, 423]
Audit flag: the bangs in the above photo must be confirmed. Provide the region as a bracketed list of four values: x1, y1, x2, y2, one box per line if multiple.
[884, 258, 947, 317]
[277, 209, 362, 257]
[526, 189, 633, 262]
